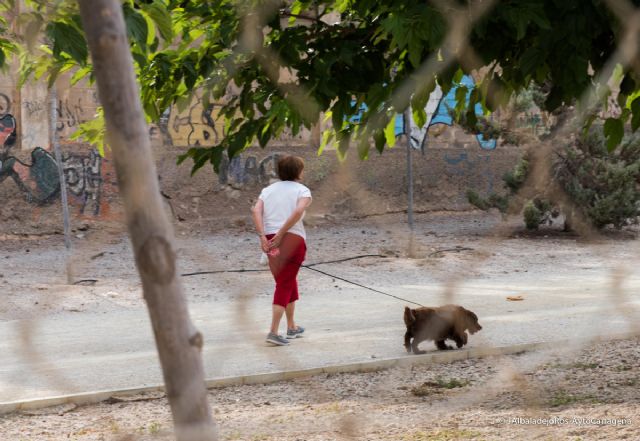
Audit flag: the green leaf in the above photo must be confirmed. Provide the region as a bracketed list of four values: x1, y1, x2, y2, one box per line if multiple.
[68, 107, 106, 155]
[124, 4, 148, 52]
[631, 97, 640, 132]
[453, 68, 464, 84]
[603, 117, 624, 152]
[70, 65, 92, 86]
[454, 85, 468, 119]
[620, 74, 635, 96]
[318, 130, 333, 156]
[142, 10, 157, 47]
[175, 92, 191, 113]
[408, 37, 422, 69]
[142, 1, 173, 42]
[191, 153, 210, 176]
[180, 147, 212, 175]
[210, 146, 225, 174]
[384, 115, 397, 147]
[520, 47, 543, 77]
[289, 0, 303, 26]
[257, 122, 271, 148]
[46, 21, 88, 65]
[177, 147, 198, 165]
[411, 77, 436, 111]
[132, 50, 148, 69]
[357, 134, 369, 160]
[412, 106, 426, 129]
[465, 108, 477, 128]
[337, 132, 350, 159]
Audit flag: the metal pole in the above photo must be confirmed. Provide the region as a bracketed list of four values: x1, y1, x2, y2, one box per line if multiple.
[50, 86, 73, 279]
[405, 110, 414, 230]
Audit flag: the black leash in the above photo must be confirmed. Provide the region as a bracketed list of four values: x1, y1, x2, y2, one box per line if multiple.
[180, 253, 425, 307]
[301, 265, 425, 307]
[180, 254, 385, 277]
[181, 268, 268, 276]
[304, 254, 384, 267]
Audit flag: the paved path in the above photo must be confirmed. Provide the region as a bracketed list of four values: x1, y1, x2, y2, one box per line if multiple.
[2, 272, 639, 407]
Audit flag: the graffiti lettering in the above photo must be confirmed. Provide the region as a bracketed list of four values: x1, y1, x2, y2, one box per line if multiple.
[217, 152, 281, 187]
[62, 150, 103, 215]
[24, 100, 47, 117]
[166, 96, 225, 147]
[444, 152, 468, 166]
[244, 156, 259, 186]
[56, 98, 88, 132]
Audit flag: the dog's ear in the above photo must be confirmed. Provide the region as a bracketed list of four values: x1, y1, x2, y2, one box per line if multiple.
[404, 306, 416, 326]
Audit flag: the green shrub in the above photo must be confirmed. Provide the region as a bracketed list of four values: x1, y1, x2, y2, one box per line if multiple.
[557, 130, 640, 229]
[503, 158, 529, 193]
[466, 189, 490, 210]
[467, 129, 640, 230]
[523, 201, 542, 229]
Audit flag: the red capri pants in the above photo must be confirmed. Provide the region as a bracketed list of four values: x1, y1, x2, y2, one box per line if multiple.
[265, 233, 307, 307]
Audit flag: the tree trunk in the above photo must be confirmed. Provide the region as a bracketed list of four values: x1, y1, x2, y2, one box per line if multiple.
[76, 1, 216, 440]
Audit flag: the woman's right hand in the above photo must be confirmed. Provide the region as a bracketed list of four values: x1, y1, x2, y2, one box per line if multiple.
[269, 231, 283, 249]
[260, 235, 270, 253]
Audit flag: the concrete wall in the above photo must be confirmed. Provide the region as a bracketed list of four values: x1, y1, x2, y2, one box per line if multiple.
[154, 140, 522, 227]
[0, 78, 523, 232]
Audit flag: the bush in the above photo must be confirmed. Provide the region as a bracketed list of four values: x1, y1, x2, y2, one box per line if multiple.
[557, 130, 640, 229]
[466, 189, 509, 213]
[468, 129, 640, 230]
[503, 158, 529, 193]
[523, 201, 542, 229]
[466, 189, 490, 211]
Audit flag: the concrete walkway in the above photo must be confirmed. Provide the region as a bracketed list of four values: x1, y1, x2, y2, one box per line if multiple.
[2, 270, 639, 412]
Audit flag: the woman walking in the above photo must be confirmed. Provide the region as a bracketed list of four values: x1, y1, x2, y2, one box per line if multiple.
[251, 155, 312, 346]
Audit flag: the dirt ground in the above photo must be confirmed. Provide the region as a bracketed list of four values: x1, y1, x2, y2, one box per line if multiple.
[1, 210, 639, 440]
[1, 336, 638, 441]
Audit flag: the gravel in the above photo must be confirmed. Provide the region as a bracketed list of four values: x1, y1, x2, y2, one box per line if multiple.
[1, 336, 638, 440]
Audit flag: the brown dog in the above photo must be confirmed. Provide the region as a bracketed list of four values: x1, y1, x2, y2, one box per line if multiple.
[404, 304, 482, 354]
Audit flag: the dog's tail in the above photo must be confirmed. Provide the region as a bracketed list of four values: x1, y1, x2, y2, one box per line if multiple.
[403, 306, 416, 327]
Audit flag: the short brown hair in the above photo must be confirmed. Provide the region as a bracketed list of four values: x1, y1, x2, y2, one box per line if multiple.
[277, 155, 304, 181]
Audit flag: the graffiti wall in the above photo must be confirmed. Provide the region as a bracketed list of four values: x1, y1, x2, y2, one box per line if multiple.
[61, 149, 104, 215]
[218, 152, 282, 187]
[0, 91, 11, 116]
[0, 74, 524, 230]
[157, 91, 313, 148]
[21, 83, 49, 149]
[166, 95, 227, 147]
[55, 87, 100, 143]
[0, 75, 115, 228]
[0, 111, 112, 218]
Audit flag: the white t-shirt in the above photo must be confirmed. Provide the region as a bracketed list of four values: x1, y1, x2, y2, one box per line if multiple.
[259, 180, 312, 240]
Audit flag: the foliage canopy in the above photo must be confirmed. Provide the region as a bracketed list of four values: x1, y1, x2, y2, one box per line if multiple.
[2, 0, 640, 174]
